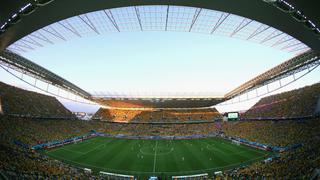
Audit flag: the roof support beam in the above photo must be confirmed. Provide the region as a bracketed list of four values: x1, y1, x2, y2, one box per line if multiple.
[134, 6, 143, 31]
[271, 36, 294, 47]
[15, 41, 34, 50]
[165, 5, 170, 31]
[7, 46, 26, 53]
[289, 46, 309, 53]
[230, 18, 253, 37]
[260, 30, 283, 44]
[281, 42, 302, 50]
[21, 37, 43, 47]
[103, 9, 120, 32]
[30, 32, 54, 44]
[42, 26, 66, 41]
[78, 14, 99, 34]
[247, 24, 270, 40]
[211, 13, 229, 34]
[58, 20, 81, 37]
[189, 8, 202, 32]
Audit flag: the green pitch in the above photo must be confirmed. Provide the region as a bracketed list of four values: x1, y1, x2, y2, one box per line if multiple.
[44, 136, 271, 179]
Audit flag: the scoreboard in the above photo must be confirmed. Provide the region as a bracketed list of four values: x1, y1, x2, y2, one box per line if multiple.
[227, 112, 239, 120]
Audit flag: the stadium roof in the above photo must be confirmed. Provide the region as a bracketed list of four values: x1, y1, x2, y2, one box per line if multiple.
[0, 0, 319, 52]
[0, 0, 319, 108]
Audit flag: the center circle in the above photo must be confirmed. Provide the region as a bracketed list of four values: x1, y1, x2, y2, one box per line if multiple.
[140, 145, 174, 156]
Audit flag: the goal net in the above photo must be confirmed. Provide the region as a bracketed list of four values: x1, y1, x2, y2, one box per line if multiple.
[172, 173, 208, 180]
[232, 140, 241, 146]
[100, 171, 134, 180]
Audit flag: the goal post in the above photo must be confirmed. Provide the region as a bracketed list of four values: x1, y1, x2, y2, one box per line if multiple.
[100, 171, 134, 180]
[172, 173, 208, 180]
[231, 140, 241, 146]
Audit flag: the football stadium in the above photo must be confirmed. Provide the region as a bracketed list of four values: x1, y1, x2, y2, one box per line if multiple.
[0, 0, 320, 179]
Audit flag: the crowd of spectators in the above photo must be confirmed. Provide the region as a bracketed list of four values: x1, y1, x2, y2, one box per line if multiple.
[0, 81, 319, 179]
[243, 83, 320, 119]
[224, 118, 320, 179]
[222, 119, 319, 147]
[0, 115, 319, 179]
[93, 108, 221, 122]
[0, 116, 100, 179]
[134, 109, 221, 122]
[0, 142, 94, 179]
[0, 116, 101, 146]
[93, 108, 144, 122]
[101, 121, 219, 136]
[0, 82, 73, 118]
[0, 116, 220, 145]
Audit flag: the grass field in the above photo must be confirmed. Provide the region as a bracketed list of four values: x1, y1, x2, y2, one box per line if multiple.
[44, 136, 271, 179]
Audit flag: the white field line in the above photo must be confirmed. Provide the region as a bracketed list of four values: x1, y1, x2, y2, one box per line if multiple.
[47, 150, 268, 175]
[60, 147, 85, 154]
[153, 141, 158, 173]
[83, 140, 111, 155]
[46, 139, 270, 175]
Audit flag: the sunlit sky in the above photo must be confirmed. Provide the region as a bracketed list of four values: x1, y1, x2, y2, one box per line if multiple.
[13, 32, 296, 93]
[1, 31, 319, 113]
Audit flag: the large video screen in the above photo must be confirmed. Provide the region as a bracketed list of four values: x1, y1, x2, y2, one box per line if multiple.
[227, 112, 239, 119]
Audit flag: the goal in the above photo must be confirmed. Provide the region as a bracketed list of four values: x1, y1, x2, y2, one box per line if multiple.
[172, 173, 208, 180]
[100, 171, 134, 180]
[231, 140, 241, 146]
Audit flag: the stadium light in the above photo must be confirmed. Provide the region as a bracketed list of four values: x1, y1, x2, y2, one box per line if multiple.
[305, 20, 316, 30]
[8, 13, 21, 25]
[292, 10, 307, 22]
[19, 3, 37, 16]
[0, 22, 9, 31]
[274, 0, 295, 13]
[315, 28, 320, 36]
